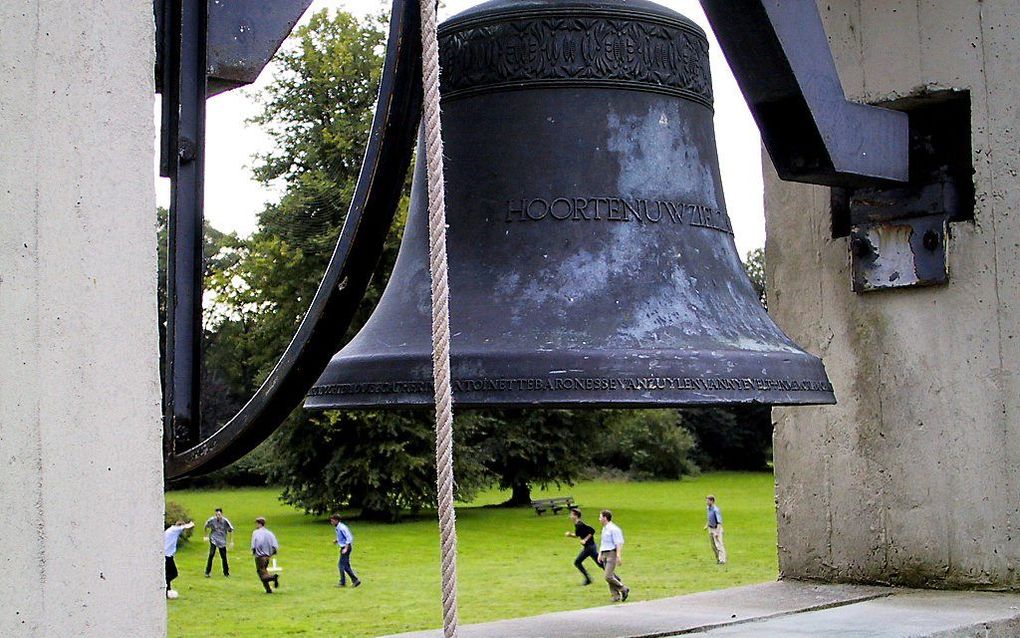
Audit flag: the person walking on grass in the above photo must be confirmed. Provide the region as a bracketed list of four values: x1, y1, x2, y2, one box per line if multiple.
[598, 509, 630, 602]
[164, 520, 195, 599]
[251, 517, 280, 594]
[564, 508, 599, 585]
[330, 514, 361, 588]
[705, 494, 727, 564]
[203, 507, 234, 577]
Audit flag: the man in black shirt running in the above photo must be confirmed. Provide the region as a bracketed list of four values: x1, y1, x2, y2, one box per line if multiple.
[565, 508, 599, 585]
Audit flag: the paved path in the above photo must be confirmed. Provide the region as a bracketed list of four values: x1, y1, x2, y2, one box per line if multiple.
[380, 581, 1020, 638]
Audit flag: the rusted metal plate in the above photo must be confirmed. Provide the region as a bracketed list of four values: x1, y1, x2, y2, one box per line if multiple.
[850, 216, 949, 292]
[207, 0, 313, 95]
[836, 92, 971, 292]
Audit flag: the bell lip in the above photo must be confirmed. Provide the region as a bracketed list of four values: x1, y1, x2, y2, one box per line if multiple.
[305, 347, 836, 410]
[305, 394, 836, 411]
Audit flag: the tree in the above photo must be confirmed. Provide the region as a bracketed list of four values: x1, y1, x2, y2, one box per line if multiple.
[591, 410, 699, 480]
[228, 9, 637, 516]
[155, 207, 248, 441]
[463, 410, 599, 505]
[207, 8, 495, 519]
[271, 410, 488, 520]
[233, 8, 393, 373]
[680, 405, 772, 471]
[743, 247, 766, 310]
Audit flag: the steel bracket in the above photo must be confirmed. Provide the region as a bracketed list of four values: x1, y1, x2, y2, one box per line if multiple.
[153, 0, 338, 462]
[836, 91, 973, 292]
[700, 0, 909, 188]
[161, 0, 423, 479]
[206, 0, 313, 95]
[849, 214, 949, 292]
[700, 3, 973, 293]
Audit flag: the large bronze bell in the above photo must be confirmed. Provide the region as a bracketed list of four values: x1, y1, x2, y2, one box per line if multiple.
[306, 0, 835, 410]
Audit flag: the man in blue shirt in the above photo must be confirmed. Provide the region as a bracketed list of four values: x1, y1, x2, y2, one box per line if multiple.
[251, 517, 280, 593]
[330, 514, 361, 587]
[164, 520, 195, 598]
[705, 495, 727, 564]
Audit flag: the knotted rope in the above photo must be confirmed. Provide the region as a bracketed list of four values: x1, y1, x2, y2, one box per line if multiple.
[418, 1, 460, 636]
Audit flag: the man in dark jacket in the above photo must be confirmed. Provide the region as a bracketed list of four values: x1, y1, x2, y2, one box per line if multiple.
[565, 508, 599, 585]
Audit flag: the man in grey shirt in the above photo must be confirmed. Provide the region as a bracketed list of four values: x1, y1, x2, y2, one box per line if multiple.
[251, 516, 280, 593]
[203, 508, 234, 577]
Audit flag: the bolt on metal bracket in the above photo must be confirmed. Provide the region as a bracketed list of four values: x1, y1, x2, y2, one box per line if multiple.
[834, 91, 973, 293]
[849, 215, 949, 292]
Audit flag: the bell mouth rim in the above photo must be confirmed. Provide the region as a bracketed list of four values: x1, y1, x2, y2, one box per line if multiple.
[305, 392, 836, 411]
[303, 396, 836, 410]
[307, 346, 835, 411]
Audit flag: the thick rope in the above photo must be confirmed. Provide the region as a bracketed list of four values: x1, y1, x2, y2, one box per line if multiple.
[418, 1, 459, 637]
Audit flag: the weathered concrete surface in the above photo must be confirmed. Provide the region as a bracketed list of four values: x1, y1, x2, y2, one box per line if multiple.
[768, 1, 1020, 589]
[0, 1, 165, 637]
[381, 582, 1020, 638]
[383, 582, 892, 638]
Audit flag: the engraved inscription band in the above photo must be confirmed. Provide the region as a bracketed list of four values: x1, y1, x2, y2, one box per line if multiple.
[308, 376, 834, 397]
[505, 196, 733, 235]
[439, 9, 713, 106]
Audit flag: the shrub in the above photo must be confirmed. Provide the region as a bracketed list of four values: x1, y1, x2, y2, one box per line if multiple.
[271, 410, 490, 522]
[593, 410, 699, 480]
[681, 405, 773, 471]
[164, 501, 194, 544]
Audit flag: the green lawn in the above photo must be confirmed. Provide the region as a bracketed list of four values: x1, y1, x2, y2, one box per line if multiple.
[166, 472, 777, 637]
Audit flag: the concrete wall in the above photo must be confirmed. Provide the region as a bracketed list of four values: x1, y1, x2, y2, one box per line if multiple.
[770, 1, 1020, 588]
[0, 1, 166, 635]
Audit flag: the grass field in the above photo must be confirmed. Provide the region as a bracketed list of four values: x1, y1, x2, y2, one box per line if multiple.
[166, 472, 777, 637]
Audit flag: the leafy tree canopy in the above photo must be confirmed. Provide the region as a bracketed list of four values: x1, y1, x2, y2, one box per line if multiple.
[743, 247, 766, 310]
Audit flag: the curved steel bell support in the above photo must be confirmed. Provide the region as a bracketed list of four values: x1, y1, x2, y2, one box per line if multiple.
[165, 0, 423, 480]
[307, 0, 836, 410]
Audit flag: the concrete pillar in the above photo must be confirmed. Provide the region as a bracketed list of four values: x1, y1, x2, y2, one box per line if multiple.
[769, 1, 1020, 588]
[0, 1, 166, 635]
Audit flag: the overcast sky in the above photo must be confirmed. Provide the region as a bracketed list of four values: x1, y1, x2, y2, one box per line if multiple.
[156, 0, 765, 256]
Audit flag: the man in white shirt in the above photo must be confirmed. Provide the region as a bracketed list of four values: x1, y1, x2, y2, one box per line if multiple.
[164, 520, 195, 598]
[598, 509, 630, 602]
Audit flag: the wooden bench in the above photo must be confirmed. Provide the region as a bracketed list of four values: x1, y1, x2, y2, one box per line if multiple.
[531, 496, 576, 515]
